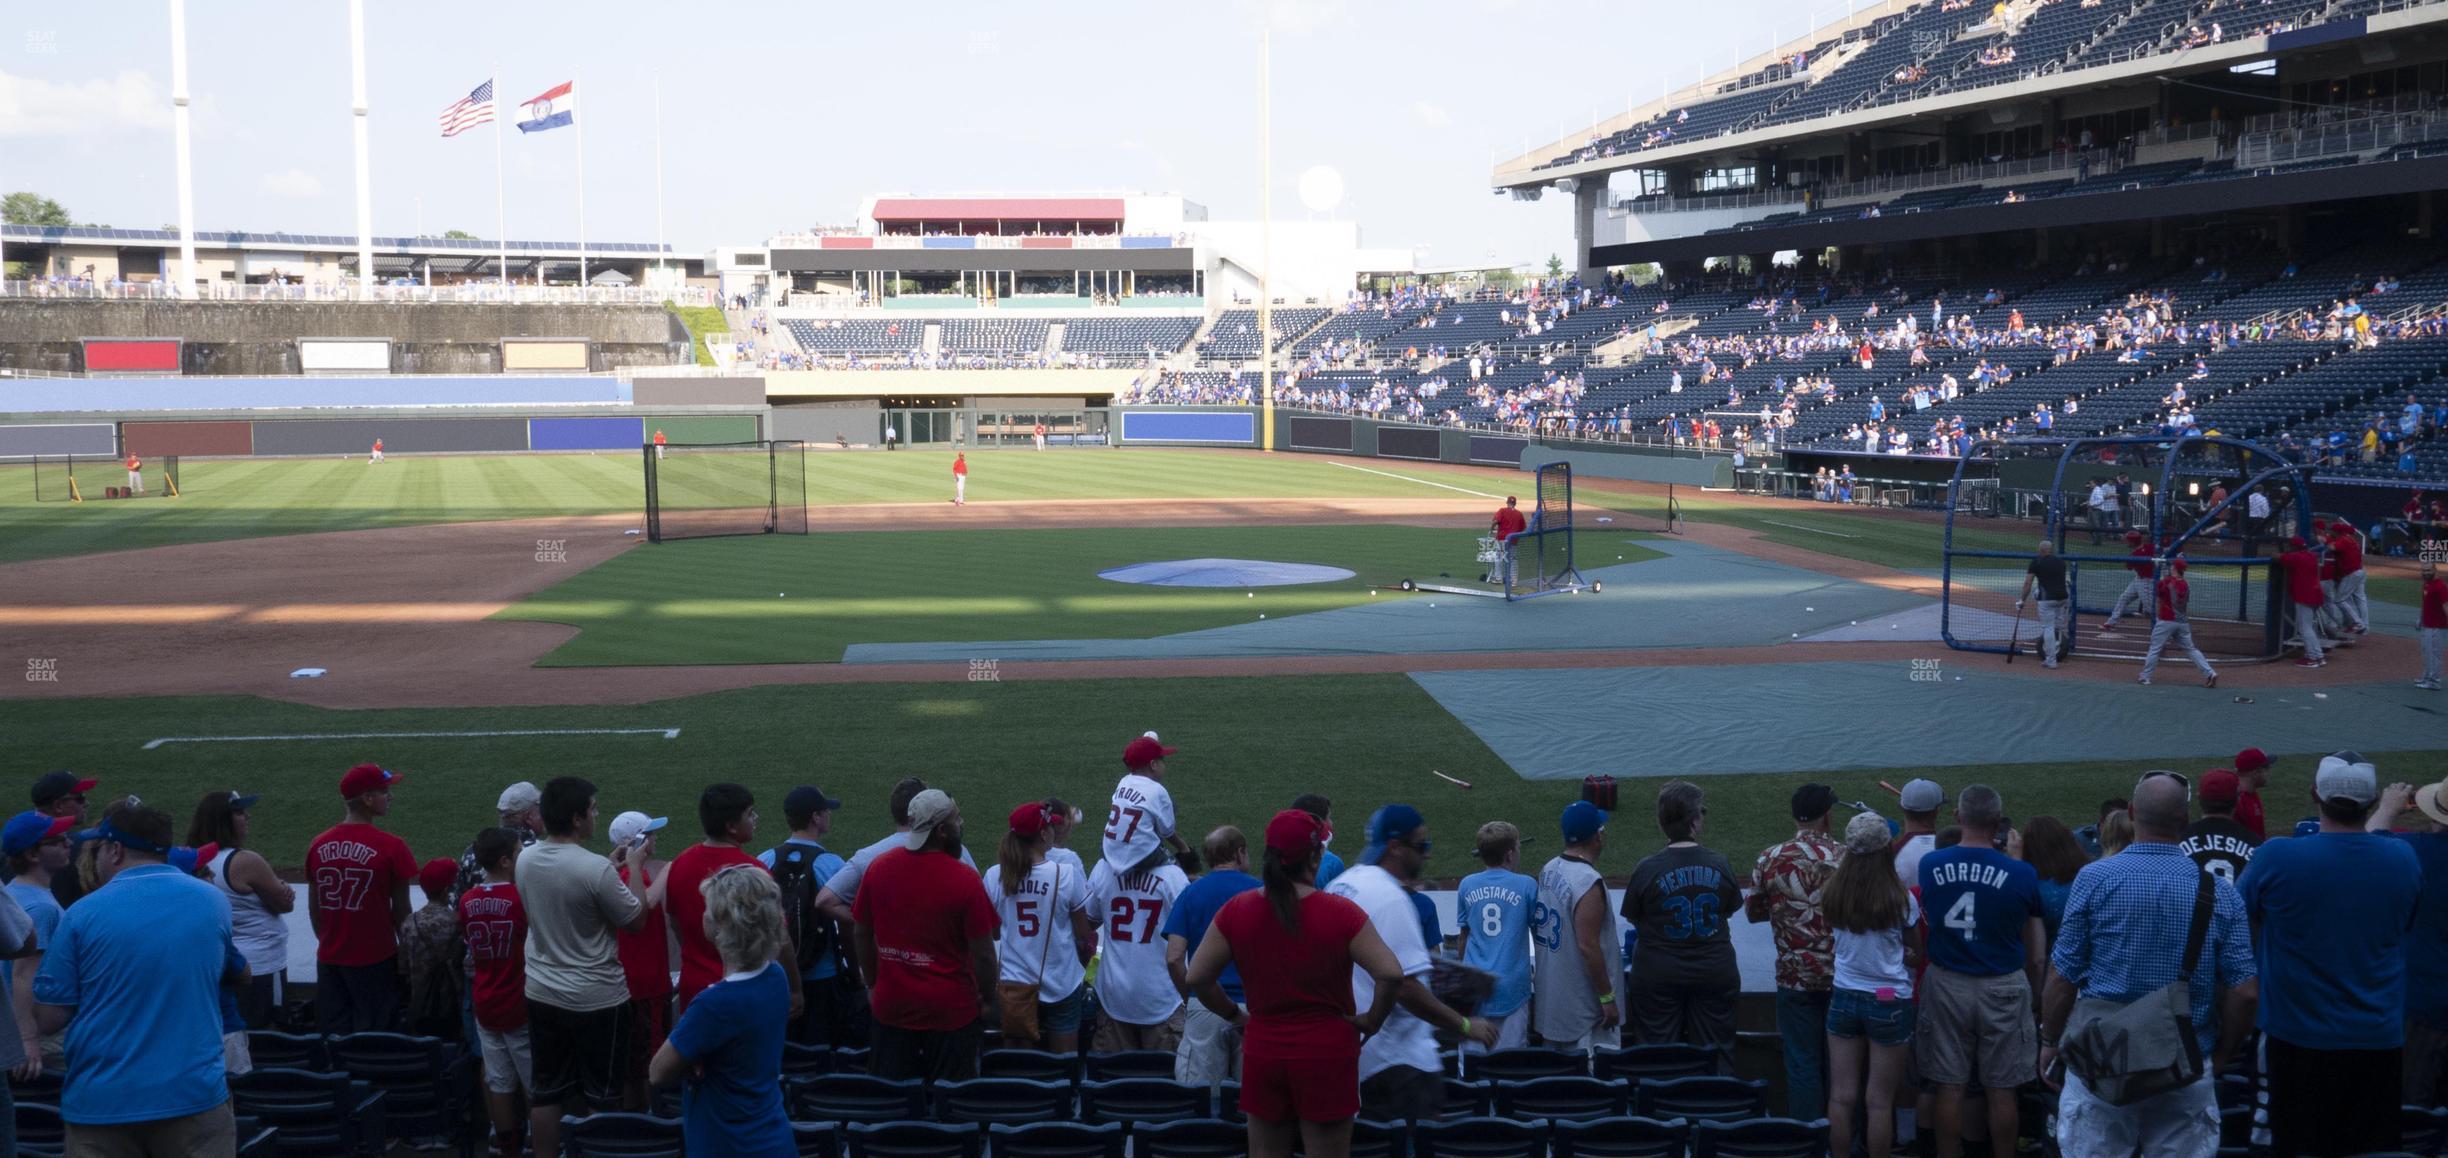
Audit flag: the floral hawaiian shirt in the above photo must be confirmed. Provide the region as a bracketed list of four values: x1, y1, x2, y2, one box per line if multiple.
[1750, 828, 1840, 992]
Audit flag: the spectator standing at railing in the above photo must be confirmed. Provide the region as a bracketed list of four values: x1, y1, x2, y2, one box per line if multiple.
[1620, 782, 1743, 1068]
[1747, 786, 1842, 1120]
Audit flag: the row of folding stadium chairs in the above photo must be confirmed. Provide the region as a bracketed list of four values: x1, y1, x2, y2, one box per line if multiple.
[1058, 316, 1200, 356]
[10, 1100, 279, 1157]
[558, 1110, 1827, 1157]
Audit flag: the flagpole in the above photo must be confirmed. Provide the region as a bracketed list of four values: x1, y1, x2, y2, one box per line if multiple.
[575, 72, 588, 301]
[1258, 25, 1274, 453]
[169, 0, 198, 299]
[348, 0, 374, 301]
[653, 71, 667, 290]
[492, 65, 508, 289]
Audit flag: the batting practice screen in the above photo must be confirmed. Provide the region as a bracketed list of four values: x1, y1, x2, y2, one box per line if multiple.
[642, 440, 809, 543]
[1506, 460, 1591, 600]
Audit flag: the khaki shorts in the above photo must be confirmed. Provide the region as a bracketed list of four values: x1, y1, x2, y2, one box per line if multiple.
[1917, 967, 2037, 1087]
[1093, 1003, 1186, 1054]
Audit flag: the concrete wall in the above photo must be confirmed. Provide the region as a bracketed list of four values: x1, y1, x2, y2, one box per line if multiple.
[0, 404, 765, 458]
[0, 300, 688, 375]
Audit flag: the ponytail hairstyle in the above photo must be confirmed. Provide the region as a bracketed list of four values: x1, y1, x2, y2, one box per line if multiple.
[1261, 845, 1319, 934]
[997, 828, 1040, 902]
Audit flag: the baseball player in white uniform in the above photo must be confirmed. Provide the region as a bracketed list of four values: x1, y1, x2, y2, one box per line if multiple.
[1104, 732, 1188, 874]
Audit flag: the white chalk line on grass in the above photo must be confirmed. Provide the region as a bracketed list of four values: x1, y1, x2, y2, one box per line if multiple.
[1325, 461, 1504, 499]
[1761, 519, 1861, 539]
[141, 727, 681, 750]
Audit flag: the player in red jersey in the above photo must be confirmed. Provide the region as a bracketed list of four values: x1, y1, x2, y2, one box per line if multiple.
[2098, 530, 2152, 634]
[458, 826, 530, 1156]
[953, 452, 969, 506]
[305, 764, 416, 1033]
[2278, 536, 2329, 667]
[2417, 560, 2444, 691]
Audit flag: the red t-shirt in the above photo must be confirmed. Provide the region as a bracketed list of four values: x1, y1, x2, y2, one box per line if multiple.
[1493, 507, 1527, 541]
[2126, 545, 2154, 579]
[953, 458, 968, 477]
[1208, 888, 1368, 1060]
[2421, 577, 2448, 630]
[852, 846, 997, 1033]
[125, 457, 140, 472]
[2155, 576, 2187, 622]
[306, 822, 418, 965]
[667, 843, 764, 1012]
[457, 880, 528, 1031]
[2331, 532, 2363, 575]
[2236, 790, 2267, 840]
[2280, 550, 2324, 606]
[616, 862, 674, 1001]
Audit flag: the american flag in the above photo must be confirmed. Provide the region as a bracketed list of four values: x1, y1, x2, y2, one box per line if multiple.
[439, 79, 495, 138]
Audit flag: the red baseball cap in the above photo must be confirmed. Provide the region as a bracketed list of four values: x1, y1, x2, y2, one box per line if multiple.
[1264, 808, 1326, 859]
[2171, 557, 2188, 574]
[1008, 802, 1052, 837]
[1123, 734, 1177, 769]
[416, 857, 457, 897]
[338, 764, 400, 798]
[2200, 769, 2241, 805]
[2234, 747, 2272, 774]
[2124, 530, 2145, 543]
[2289, 536, 2307, 549]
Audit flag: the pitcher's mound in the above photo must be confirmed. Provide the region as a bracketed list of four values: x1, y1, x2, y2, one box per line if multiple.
[1098, 559, 1358, 587]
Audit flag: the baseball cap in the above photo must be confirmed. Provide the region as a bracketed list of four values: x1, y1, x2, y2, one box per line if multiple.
[903, 789, 957, 851]
[608, 811, 667, 847]
[416, 857, 458, 897]
[1264, 808, 1326, 859]
[1844, 812, 1894, 854]
[30, 771, 96, 809]
[2315, 751, 2379, 807]
[338, 764, 400, 798]
[2200, 769, 2241, 805]
[1008, 801, 1053, 837]
[2415, 776, 2448, 829]
[1561, 800, 1608, 843]
[1123, 732, 1177, 769]
[2170, 557, 2188, 574]
[79, 816, 169, 856]
[1899, 778, 1945, 813]
[496, 782, 541, 815]
[2293, 818, 2321, 838]
[2289, 535, 2308, 549]
[2124, 529, 2145, 543]
[1357, 803, 1426, 866]
[167, 843, 220, 875]
[222, 790, 261, 812]
[2234, 747, 2272, 774]
[785, 786, 844, 825]
[1790, 784, 1839, 823]
[1, 811, 75, 855]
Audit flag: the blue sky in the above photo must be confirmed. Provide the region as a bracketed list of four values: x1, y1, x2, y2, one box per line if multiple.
[1, 0, 1805, 267]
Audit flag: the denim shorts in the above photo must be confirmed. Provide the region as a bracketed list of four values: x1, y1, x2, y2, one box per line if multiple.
[1827, 986, 1916, 1047]
[1041, 982, 1089, 1035]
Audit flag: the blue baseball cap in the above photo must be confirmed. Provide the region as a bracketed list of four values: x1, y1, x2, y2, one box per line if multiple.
[1561, 800, 1609, 843]
[1, 811, 75, 855]
[1357, 803, 1427, 866]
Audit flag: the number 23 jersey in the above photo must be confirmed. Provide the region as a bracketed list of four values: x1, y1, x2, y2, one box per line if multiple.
[1621, 845, 1742, 990]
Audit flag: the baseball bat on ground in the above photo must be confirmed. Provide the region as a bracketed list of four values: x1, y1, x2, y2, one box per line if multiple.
[2005, 598, 2026, 663]
[1432, 770, 1472, 789]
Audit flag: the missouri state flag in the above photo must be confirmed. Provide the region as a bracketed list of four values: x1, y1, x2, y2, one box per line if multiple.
[516, 81, 576, 133]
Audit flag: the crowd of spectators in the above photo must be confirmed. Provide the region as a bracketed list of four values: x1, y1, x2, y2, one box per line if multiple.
[4, 736, 2444, 1156]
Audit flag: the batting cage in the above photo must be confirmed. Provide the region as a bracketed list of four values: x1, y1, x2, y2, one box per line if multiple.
[1402, 460, 1599, 601]
[1941, 435, 2310, 664]
[17, 454, 181, 502]
[642, 440, 809, 543]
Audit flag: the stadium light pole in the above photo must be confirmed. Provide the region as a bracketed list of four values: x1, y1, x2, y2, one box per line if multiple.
[1258, 25, 1274, 453]
[169, 0, 199, 300]
[653, 71, 667, 289]
[349, 0, 374, 301]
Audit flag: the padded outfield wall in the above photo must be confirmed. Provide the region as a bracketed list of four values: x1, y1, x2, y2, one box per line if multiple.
[0, 406, 762, 459]
[1109, 406, 1729, 483]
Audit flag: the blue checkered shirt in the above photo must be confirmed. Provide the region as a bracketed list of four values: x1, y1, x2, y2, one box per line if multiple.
[2050, 842, 2255, 1057]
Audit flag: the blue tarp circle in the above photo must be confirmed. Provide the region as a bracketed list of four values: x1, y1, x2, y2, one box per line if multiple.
[1098, 558, 1357, 588]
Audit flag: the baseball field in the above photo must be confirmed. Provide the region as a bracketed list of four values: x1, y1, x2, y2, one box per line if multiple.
[4, 445, 2439, 880]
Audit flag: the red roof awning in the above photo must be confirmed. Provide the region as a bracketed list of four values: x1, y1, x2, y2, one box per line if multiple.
[871, 198, 1125, 222]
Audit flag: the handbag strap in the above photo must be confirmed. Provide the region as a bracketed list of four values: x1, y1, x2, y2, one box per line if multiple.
[1036, 861, 1058, 982]
[2178, 867, 2217, 981]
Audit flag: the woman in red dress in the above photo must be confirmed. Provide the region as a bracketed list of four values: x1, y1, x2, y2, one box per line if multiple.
[1186, 809, 1405, 1158]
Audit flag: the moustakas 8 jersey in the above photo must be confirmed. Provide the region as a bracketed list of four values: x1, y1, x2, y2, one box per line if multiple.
[1454, 867, 1536, 1018]
[1086, 859, 1191, 1025]
[1101, 773, 1176, 868]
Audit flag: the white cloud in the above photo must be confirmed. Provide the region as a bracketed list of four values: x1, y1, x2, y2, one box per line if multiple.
[259, 168, 324, 198]
[0, 69, 169, 138]
[1262, 0, 1347, 35]
[1414, 101, 1451, 130]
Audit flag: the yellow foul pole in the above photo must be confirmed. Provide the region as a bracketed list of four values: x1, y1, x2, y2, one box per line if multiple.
[1258, 27, 1274, 452]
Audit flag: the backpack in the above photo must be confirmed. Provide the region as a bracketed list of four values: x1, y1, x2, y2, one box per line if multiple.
[769, 842, 850, 980]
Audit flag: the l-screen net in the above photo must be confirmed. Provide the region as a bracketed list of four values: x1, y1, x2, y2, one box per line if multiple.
[643, 440, 808, 543]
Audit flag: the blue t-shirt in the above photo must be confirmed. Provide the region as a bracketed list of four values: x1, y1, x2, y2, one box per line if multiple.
[1161, 869, 1260, 1004]
[2395, 832, 2448, 1028]
[32, 864, 234, 1125]
[1919, 846, 2043, 978]
[1316, 849, 1347, 891]
[668, 962, 793, 1158]
[758, 838, 847, 980]
[1454, 868, 1535, 1017]
[2239, 831, 2424, 1049]
[2, 880, 63, 998]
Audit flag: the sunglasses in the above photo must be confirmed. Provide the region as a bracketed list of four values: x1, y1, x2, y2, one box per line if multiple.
[2142, 770, 2192, 800]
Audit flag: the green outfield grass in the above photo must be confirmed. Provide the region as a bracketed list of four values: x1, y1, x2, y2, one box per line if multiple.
[499, 525, 1668, 665]
[5, 679, 2426, 880]
[0, 449, 1495, 565]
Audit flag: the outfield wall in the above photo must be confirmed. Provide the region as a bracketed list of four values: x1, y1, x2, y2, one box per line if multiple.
[1109, 407, 1699, 478]
[0, 406, 763, 458]
[0, 300, 689, 375]
[0, 375, 629, 413]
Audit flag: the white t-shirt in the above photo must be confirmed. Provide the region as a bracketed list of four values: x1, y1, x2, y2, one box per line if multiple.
[1832, 892, 1921, 996]
[1085, 859, 1190, 1025]
[983, 858, 1091, 1001]
[820, 830, 974, 907]
[1327, 864, 1437, 1082]
[1893, 833, 1936, 891]
[1101, 773, 1177, 869]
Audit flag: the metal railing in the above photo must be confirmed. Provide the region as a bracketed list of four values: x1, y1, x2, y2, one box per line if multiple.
[0, 280, 716, 306]
[764, 233, 1191, 250]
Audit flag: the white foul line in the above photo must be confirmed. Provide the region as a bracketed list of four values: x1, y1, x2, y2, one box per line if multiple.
[1326, 461, 1504, 499]
[1761, 519, 1861, 539]
[142, 727, 682, 750]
